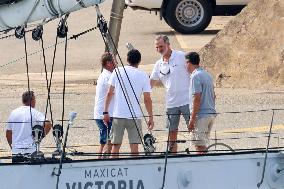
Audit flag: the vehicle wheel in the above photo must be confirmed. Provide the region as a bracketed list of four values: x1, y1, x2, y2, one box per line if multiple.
[162, 14, 170, 26]
[161, 3, 171, 26]
[165, 0, 213, 34]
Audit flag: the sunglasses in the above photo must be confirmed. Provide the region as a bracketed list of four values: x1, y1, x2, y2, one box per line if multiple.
[160, 65, 170, 75]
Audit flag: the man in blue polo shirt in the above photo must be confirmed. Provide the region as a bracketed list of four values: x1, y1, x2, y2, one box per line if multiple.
[185, 52, 216, 154]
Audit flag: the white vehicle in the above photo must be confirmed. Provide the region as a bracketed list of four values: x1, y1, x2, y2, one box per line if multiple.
[125, 0, 251, 34]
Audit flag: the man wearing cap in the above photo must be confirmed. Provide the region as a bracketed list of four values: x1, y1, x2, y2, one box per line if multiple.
[185, 52, 216, 154]
[150, 35, 190, 153]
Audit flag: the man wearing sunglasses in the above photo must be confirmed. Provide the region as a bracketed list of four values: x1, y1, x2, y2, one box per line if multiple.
[150, 35, 190, 153]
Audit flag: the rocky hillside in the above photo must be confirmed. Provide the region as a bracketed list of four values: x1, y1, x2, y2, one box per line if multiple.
[200, 0, 284, 88]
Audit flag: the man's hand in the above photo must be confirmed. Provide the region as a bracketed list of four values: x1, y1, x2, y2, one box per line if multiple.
[103, 114, 110, 125]
[147, 117, 154, 130]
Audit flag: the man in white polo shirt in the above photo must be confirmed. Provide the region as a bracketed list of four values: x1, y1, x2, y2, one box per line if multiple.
[150, 35, 190, 153]
[94, 52, 116, 159]
[103, 49, 154, 158]
[6, 91, 52, 161]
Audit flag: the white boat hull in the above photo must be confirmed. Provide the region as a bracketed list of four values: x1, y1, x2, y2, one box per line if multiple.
[1, 151, 284, 189]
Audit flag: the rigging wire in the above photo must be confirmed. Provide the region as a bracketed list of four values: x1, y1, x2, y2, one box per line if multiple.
[45, 34, 59, 125]
[0, 26, 97, 69]
[52, 14, 70, 189]
[61, 33, 68, 128]
[257, 109, 275, 188]
[52, 108, 284, 121]
[38, 28, 54, 126]
[160, 113, 171, 189]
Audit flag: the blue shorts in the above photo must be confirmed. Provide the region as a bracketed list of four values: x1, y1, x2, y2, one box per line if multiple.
[95, 119, 112, 144]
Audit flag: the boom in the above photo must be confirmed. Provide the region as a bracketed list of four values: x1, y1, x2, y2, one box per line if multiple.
[0, 0, 106, 32]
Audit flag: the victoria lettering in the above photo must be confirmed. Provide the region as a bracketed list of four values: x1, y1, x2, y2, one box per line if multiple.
[66, 180, 144, 189]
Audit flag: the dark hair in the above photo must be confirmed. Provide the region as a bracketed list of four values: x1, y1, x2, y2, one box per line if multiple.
[101, 52, 114, 68]
[22, 91, 34, 104]
[127, 49, 141, 65]
[185, 52, 200, 65]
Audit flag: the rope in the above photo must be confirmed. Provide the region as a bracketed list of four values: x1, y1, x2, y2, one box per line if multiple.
[39, 32, 54, 129]
[54, 15, 70, 189]
[44, 35, 59, 125]
[61, 34, 68, 127]
[23, 30, 33, 131]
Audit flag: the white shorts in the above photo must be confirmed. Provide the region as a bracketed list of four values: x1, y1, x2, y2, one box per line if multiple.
[191, 115, 215, 146]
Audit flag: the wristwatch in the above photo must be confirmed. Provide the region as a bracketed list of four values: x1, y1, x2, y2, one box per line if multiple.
[103, 112, 109, 115]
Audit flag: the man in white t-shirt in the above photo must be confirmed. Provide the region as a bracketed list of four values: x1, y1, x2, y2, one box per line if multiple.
[103, 49, 154, 158]
[94, 52, 116, 159]
[6, 91, 52, 161]
[150, 35, 190, 153]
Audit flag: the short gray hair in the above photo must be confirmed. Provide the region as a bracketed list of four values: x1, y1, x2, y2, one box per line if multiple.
[155, 35, 170, 44]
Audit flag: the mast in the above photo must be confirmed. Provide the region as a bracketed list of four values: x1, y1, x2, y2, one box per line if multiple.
[107, 0, 125, 54]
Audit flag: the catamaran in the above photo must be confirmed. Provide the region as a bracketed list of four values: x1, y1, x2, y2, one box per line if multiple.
[0, 0, 283, 189]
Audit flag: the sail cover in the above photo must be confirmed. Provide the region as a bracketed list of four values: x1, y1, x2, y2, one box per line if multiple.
[0, 0, 20, 5]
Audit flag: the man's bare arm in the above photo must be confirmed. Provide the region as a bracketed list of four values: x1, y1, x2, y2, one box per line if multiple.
[190, 93, 201, 122]
[143, 92, 154, 130]
[213, 87, 216, 102]
[103, 85, 115, 123]
[104, 85, 114, 113]
[43, 121, 52, 137]
[188, 93, 201, 132]
[150, 79, 157, 88]
[6, 130, 12, 149]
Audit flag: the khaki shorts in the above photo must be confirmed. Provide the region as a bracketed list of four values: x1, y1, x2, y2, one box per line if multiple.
[191, 115, 215, 146]
[110, 118, 143, 144]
